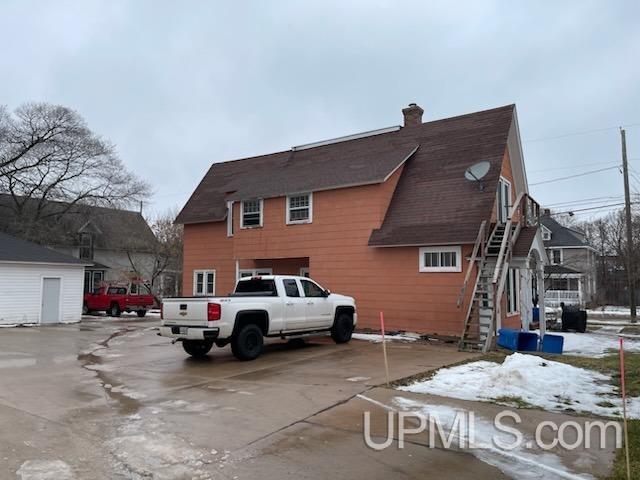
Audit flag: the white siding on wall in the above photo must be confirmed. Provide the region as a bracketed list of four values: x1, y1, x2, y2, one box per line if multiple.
[0, 263, 84, 325]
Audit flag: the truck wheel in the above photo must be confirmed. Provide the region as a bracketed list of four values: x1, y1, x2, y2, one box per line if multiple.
[331, 313, 354, 344]
[109, 303, 121, 317]
[182, 340, 213, 358]
[231, 324, 264, 361]
[136, 310, 147, 318]
[82, 302, 91, 315]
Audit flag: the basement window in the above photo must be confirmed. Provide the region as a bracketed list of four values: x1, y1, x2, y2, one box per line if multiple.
[286, 193, 312, 224]
[419, 246, 462, 273]
[193, 270, 215, 296]
[241, 199, 263, 228]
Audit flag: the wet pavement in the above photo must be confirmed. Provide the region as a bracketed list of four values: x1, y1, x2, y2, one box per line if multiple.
[0, 316, 617, 479]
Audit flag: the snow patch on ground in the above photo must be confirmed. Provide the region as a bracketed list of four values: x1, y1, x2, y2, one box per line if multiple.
[346, 376, 371, 382]
[352, 332, 419, 343]
[392, 397, 597, 480]
[16, 459, 75, 480]
[108, 433, 211, 480]
[108, 385, 147, 400]
[537, 330, 640, 357]
[398, 352, 640, 418]
[108, 413, 212, 479]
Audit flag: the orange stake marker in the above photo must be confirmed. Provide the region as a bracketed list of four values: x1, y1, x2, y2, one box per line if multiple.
[380, 311, 390, 386]
[620, 338, 631, 480]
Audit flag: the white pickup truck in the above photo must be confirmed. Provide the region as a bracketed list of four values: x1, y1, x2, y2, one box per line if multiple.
[159, 275, 357, 361]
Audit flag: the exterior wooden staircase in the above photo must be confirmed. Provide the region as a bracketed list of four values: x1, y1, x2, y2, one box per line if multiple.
[457, 193, 541, 352]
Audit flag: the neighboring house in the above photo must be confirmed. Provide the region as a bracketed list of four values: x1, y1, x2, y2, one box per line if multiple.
[176, 103, 546, 344]
[0, 194, 160, 294]
[0, 231, 88, 325]
[541, 210, 598, 307]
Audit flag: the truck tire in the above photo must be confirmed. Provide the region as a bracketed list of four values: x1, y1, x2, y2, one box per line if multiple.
[82, 302, 91, 315]
[231, 324, 264, 361]
[331, 313, 354, 344]
[109, 303, 121, 317]
[182, 340, 213, 358]
[136, 309, 147, 317]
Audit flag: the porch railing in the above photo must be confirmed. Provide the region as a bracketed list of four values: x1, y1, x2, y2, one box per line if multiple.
[545, 290, 581, 306]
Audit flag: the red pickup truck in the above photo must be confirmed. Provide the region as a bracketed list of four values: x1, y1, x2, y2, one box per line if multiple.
[83, 282, 155, 317]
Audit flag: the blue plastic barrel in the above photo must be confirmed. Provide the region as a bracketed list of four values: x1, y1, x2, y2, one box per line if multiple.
[517, 332, 539, 352]
[497, 329, 520, 350]
[540, 334, 564, 354]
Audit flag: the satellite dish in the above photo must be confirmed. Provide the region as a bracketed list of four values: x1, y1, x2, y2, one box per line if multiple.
[464, 161, 491, 190]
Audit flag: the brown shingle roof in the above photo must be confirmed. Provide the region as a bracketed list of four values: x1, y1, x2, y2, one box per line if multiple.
[176, 104, 516, 248]
[175, 132, 419, 224]
[369, 105, 515, 246]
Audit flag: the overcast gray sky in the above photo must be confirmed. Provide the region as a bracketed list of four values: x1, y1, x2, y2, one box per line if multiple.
[1, 0, 638, 220]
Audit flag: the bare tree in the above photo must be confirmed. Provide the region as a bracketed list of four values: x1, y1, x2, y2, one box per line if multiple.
[125, 208, 183, 300]
[0, 102, 151, 238]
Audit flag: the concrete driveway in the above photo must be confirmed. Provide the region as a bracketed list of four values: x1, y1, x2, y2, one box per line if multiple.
[0, 317, 615, 479]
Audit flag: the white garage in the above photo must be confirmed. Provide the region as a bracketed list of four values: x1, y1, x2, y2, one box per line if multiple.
[0, 232, 87, 325]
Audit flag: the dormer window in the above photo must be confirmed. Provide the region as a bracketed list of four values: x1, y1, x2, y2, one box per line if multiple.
[79, 232, 93, 260]
[286, 193, 312, 224]
[241, 199, 263, 228]
[542, 226, 552, 241]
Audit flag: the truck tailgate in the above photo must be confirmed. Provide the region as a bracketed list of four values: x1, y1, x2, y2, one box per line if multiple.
[162, 298, 213, 327]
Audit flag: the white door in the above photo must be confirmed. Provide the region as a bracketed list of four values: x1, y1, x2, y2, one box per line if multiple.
[282, 279, 307, 330]
[41, 277, 61, 324]
[497, 177, 512, 223]
[300, 279, 333, 328]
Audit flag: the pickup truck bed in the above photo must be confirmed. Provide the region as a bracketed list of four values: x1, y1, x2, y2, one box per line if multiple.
[160, 275, 356, 361]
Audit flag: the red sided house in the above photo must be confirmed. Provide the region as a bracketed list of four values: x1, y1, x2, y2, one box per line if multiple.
[176, 104, 547, 350]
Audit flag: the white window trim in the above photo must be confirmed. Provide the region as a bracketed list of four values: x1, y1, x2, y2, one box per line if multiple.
[506, 268, 520, 316]
[227, 201, 234, 237]
[237, 268, 273, 281]
[541, 225, 552, 241]
[419, 246, 462, 273]
[193, 269, 216, 296]
[549, 248, 563, 265]
[286, 193, 313, 225]
[497, 176, 512, 223]
[240, 199, 264, 229]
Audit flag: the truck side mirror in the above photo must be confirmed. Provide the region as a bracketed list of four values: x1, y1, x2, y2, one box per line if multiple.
[324, 289, 331, 297]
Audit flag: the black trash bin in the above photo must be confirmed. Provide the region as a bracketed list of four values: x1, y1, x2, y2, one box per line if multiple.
[561, 304, 587, 333]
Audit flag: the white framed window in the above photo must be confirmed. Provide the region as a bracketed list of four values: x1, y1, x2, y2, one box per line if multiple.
[541, 226, 552, 241]
[506, 268, 520, 315]
[237, 268, 272, 280]
[419, 246, 462, 272]
[241, 199, 263, 228]
[286, 193, 313, 224]
[193, 270, 215, 296]
[550, 248, 562, 265]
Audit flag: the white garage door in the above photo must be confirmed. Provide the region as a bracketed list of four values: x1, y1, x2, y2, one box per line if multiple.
[41, 277, 61, 324]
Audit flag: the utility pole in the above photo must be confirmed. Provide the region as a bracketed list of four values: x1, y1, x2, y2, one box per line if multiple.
[621, 128, 637, 323]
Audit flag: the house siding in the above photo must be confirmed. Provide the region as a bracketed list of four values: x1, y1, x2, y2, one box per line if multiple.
[0, 263, 84, 324]
[184, 166, 479, 336]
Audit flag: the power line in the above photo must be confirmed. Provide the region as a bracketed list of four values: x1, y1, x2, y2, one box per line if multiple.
[527, 161, 618, 174]
[524, 122, 640, 143]
[550, 202, 636, 216]
[530, 166, 619, 186]
[545, 195, 625, 207]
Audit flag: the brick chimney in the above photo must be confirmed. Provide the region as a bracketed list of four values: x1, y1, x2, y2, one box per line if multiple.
[543, 208, 551, 216]
[402, 103, 424, 127]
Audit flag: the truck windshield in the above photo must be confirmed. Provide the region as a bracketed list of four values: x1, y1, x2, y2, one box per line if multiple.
[234, 279, 277, 296]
